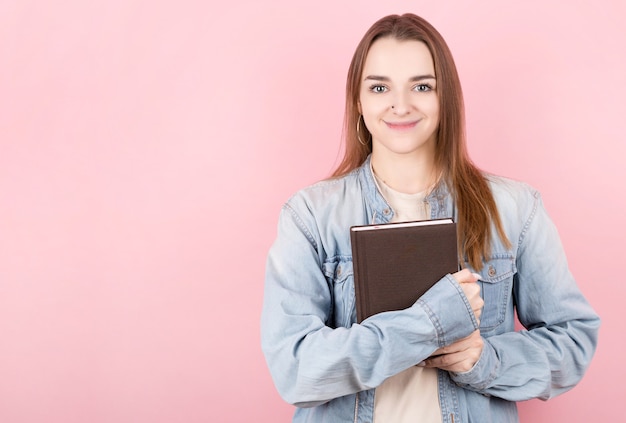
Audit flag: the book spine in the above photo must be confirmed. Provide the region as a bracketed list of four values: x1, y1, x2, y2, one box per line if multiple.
[350, 230, 368, 323]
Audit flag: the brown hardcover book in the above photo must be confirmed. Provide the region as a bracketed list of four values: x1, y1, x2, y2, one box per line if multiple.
[350, 218, 458, 323]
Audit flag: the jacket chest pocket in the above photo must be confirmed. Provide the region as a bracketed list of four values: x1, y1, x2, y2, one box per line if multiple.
[470, 256, 516, 331]
[322, 259, 355, 328]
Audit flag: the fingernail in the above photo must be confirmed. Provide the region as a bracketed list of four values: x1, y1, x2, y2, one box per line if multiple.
[417, 361, 426, 367]
[472, 273, 481, 280]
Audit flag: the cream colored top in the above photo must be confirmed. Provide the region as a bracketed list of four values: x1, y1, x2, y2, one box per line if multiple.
[372, 169, 443, 423]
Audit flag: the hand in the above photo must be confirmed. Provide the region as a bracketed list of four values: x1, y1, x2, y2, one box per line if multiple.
[421, 330, 484, 373]
[452, 269, 483, 325]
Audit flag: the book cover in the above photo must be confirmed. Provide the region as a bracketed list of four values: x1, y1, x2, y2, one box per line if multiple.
[350, 218, 458, 323]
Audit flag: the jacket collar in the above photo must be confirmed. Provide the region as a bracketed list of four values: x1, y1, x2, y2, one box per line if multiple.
[357, 155, 455, 223]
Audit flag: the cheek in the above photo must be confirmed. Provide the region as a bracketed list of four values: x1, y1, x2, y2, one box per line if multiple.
[360, 97, 387, 119]
[425, 99, 440, 122]
[360, 108, 376, 129]
[361, 114, 377, 134]
[432, 107, 440, 124]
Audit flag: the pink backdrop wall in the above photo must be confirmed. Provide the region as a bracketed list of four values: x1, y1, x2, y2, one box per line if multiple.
[1, 1, 623, 421]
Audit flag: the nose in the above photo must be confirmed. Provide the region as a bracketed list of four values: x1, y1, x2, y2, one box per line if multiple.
[391, 91, 410, 115]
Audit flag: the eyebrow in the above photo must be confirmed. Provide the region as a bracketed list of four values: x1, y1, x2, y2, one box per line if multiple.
[363, 74, 436, 82]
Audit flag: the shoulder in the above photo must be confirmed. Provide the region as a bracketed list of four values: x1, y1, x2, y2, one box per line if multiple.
[277, 168, 365, 256]
[285, 168, 362, 216]
[485, 174, 544, 239]
[486, 174, 541, 209]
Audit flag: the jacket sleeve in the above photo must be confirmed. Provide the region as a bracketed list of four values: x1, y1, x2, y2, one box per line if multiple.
[450, 190, 600, 401]
[261, 201, 479, 407]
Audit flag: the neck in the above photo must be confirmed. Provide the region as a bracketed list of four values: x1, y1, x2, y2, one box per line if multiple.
[371, 152, 437, 195]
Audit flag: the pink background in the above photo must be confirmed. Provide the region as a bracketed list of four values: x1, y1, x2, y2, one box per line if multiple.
[1, 1, 623, 421]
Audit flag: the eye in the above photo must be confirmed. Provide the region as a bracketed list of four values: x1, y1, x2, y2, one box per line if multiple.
[369, 84, 388, 94]
[413, 83, 433, 92]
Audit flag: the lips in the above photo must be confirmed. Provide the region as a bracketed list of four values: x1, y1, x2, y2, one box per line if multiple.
[385, 120, 419, 130]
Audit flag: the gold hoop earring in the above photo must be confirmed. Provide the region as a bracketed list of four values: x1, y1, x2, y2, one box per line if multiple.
[356, 115, 368, 146]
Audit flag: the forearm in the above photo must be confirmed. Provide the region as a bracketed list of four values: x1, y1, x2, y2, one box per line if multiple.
[261, 274, 478, 406]
[450, 312, 599, 401]
[450, 191, 600, 400]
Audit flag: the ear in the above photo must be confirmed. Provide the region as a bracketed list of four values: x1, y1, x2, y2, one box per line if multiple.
[357, 101, 362, 114]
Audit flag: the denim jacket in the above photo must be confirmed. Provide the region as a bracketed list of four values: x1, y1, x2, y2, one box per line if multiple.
[261, 156, 599, 423]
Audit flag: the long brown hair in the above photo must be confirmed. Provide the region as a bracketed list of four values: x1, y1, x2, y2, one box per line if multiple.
[332, 13, 510, 270]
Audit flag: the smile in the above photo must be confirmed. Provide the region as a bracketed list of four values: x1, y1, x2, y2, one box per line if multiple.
[384, 120, 419, 131]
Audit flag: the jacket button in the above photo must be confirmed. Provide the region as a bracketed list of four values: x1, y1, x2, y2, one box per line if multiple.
[383, 208, 390, 215]
[488, 265, 496, 277]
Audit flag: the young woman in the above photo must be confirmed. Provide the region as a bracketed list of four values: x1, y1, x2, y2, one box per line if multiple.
[261, 13, 599, 423]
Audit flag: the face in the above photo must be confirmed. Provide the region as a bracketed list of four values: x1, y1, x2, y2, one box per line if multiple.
[359, 37, 439, 159]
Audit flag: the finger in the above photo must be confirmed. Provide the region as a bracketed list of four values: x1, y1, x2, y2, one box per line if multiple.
[453, 269, 481, 284]
[423, 353, 477, 373]
[423, 345, 482, 372]
[429, 338, 469, 358]
[422, 351, 468, 370]
[430, 347, 444, 357]
[473, 297, 484, 314]
[429, 331, 482, 357]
